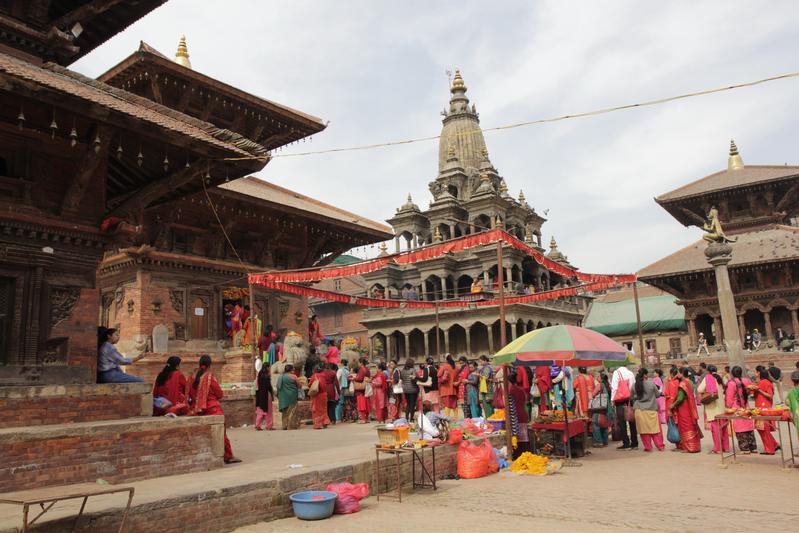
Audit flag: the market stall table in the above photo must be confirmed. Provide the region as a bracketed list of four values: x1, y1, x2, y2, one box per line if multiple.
[716, 414, 795, 469]
[375, 445, 437, 503]
[0, 483, 134, 532]
[530, 419, 589, 457]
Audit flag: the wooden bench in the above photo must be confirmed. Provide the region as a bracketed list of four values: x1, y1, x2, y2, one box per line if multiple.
[0, 483, 134, 532]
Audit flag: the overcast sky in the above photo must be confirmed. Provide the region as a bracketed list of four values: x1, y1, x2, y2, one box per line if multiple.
[73, 0, 799, 275]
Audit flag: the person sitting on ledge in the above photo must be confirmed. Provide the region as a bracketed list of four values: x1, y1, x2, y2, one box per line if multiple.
[153, 356, 188, 416]
[97, 327, 145, 383]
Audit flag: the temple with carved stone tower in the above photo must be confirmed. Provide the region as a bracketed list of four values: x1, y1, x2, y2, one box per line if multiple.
[361, 71, 588, 360]
[639, 141, 799, 350]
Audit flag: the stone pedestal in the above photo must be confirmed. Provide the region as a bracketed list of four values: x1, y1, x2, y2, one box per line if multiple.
[704, 242, 744, 368]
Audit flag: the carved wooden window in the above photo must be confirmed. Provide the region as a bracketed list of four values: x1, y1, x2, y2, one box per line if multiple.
[171, 229, 191, 254]
[0, 277, 13, 363]
[669, 337, 682, 355]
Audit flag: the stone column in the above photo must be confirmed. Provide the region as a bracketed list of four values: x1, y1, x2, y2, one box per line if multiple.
[487, 326, 494, 354]
[737, 314, 746, 341]
[423, 333, 430, 357]
[713, 316, 723, 345]
[789, 308, 799, 337]
[705, 243, 744, 368]
[449, 224, 456, 239]
[511, 324, 518, 341]
[412, 234, 419, 249]
[687, 318, 697, 348]
[764, 310, 773, 340]
[465, 327, 472, 356]
[444, 328, 451, 355]
[394, 236, 400, 253]
[404, 333, 410, 359]
[386, 335, 394, 361]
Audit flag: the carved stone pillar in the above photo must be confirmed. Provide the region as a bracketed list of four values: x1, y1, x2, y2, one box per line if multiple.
[444, 328, 451, 355]
[764, 310, 773, 340]
[687, 318, 697, 348]
[465, 327, 472, 356]
[705, 243, 744, 368]
[737, 314, 746, 342]
[790, 308, 799, 338]
[713, 316, 723, 346]
[423, 333, 430, 357]
[394, 236, 400, 253]
[487, 326, 494, 354]
[386, 335, 394, 361]
[404, 332, 410, 359]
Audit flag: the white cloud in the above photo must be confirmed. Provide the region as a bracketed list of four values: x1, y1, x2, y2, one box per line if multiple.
[73, 0, 799, 272]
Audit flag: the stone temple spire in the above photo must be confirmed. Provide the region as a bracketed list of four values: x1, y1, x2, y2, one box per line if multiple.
[437, 69, 488, 177]
[174, 35, 192, 69]
[728, 139, 744, 171]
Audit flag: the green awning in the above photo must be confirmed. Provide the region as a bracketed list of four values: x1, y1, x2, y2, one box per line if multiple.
[584, 295, 686, 336]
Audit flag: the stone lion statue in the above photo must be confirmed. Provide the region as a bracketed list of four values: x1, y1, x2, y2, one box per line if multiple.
[272, 331, 307, 375]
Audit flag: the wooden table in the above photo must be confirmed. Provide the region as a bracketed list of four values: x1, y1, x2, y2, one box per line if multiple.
[0, 483, 134, 532]
[375, 445, 437, 503]
[530, 419, 589, 457]
[715, 414, 796, 469]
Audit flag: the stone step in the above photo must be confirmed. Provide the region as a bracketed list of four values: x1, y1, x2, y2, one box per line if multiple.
[0, 415, 224, 492]
[0, 382, 152, 429]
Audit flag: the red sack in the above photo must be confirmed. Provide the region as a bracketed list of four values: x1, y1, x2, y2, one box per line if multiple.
[447, 428, 464, 445]
[326, 483, 369, 514]
[613, 377, 631, 403]
[457, 439, 493, 479]
[462, 419, 487, 437]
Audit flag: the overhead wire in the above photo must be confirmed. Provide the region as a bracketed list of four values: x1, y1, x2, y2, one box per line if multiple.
[221, 69, 799, 161]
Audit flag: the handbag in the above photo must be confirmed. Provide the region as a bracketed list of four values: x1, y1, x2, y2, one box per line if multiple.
[308, 378, 320, 397]
[699, 391, 718, 405]
[354, 380, 366, 392]
[667, 417, 680, 444]
[364, 382, 373, 398]
[596, 412, 610, 429]
[624, 404, 635, 422]
[589, 390, 609, 412]
[530, 383, 541, 398]
[613, 375, 631, 403]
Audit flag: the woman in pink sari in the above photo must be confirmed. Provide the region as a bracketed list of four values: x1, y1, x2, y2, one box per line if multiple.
[670, 367, 701, 453]
[652, 369, 667, 425]
[697, 365, 728, 454]
[724, 366, 756, 453]
[753, 368, 779, 454]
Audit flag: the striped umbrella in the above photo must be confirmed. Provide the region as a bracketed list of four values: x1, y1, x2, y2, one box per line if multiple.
[493, 325, 631, 367]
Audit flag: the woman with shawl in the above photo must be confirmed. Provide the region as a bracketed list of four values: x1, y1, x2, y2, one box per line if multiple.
[670, 367, 701, 453]
[697, 364, 728, 454]
[724, 366, 757, 453]
[152, 356, 188, 416]
[189, 355, 241, 464]
[308, 363, 330, 429]
[254, 361, 275, 430]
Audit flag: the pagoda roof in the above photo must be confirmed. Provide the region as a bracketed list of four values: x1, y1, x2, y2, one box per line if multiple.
[656, 165, 799, 203]
[97, 41, 326, 146]
[637, 225, 799, 279]
[218, 177, 393, 240]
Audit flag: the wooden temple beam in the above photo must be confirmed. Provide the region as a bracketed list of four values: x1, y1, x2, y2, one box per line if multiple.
[61, 125, 112, 214]
[50, 0, 126, 30]
[109, 163, 206, 218]
[149, 76, 164, 105]
[775, 182, 799, 213]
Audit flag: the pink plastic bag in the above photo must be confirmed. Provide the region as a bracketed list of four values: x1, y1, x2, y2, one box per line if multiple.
[462, 419, 487, 437]
[326, 483, 369, 514]
[457, 439, 495, 479]
[447, 428, 464, 445]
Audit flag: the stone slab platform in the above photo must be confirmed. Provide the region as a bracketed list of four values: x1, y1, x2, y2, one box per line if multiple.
[0, 423, 502, 533]
[0, 383, 152, 429]
[0, 415, 224, 493]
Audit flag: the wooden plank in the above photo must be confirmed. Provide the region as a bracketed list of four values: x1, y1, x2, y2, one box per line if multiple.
[0, 483, 133, 505]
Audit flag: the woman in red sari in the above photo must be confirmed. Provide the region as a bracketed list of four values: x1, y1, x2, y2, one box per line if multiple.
[372, 362, 388, 422]
[670, 367, 701, 453]
[753, 367, 779, 454]
[153, 356, 188, 416]
[189, 355, 241, 464]
[308, 364, 330, 429]
[534, 366, 552, 411]
[438, 355, 458, 418]
[351, 358, 371, 423]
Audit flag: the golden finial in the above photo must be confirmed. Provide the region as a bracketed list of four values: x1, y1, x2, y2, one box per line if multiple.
[175, 35, 192, 69]
[499, 180, 508, 194]
[480, 172, 490, 183]
[728, 139, 744, 170]
[433, 227, 443, 242]
[495, 216, 504, 229]
[451, 69, 466, 91]
[518, 190, 526, 203]
[550, 236, 558, 250]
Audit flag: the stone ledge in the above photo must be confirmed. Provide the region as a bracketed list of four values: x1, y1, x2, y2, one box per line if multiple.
[0, 382, 151, 399]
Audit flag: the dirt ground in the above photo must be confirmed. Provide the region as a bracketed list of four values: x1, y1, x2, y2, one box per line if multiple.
[235, 431, 799, 533]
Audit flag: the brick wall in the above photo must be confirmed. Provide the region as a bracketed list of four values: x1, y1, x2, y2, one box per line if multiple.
[220, 388, 254, 427]
[0, 383, 151, 429]
[27, 435, 503, 533]
[113, 272, 184, 343]
[0, 416, 224, 492]
[314, 302, 368, 347]
[50, 286, 101, 374]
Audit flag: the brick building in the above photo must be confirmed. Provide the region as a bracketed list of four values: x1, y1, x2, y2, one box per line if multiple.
[310, 255, 370, 347]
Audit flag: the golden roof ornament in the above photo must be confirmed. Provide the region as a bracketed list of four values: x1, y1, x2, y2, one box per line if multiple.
[433, 227, 443, 242]
[499, 180, 509, 194]
[175, 35, 192, 69]
[495, 216, 504, 229]
[702, 206, 737, 244]
[518, 190, 526, 203]
[728, 139, 744, 170]
[451, 69, 466, 91]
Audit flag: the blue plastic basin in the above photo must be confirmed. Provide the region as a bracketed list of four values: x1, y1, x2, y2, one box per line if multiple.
[289, 491, 337, 520]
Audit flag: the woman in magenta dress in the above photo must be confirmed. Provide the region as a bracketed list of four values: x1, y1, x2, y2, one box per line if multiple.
[724, 366, 757, 453]
[652, 368, 667, 425]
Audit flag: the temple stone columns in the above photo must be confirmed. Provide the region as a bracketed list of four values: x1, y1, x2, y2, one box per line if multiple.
[487, 327, 494, 354]
[737, 314, 746, 341]
[403, 332, 410, 358]
[713, 316, 723, 345]
[386, 335, 394, 360]
[465, 328, 472, 356]
[764, 310, 773, 340]
[423, 334, 430, 357]
[444, 328, 451, 354]
[687, 318, 697, 348]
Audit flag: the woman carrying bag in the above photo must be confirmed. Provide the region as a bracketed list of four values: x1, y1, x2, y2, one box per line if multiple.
[590, 371, 613, 447]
